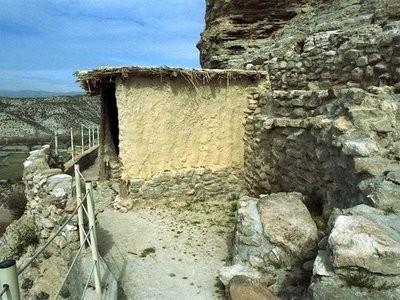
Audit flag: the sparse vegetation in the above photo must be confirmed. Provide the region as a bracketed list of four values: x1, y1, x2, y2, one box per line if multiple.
[0, 96, 100, 138]
[3, 186, 27, 219]
[1, 216, 39, 259]
[140, 247, 156, 257]
[342, 272, 397, 291]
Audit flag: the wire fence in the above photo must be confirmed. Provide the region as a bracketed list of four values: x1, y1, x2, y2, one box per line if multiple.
[51, 125, 99, 164]
[0, 164, 102, 299]
[0, 285, 8, 297]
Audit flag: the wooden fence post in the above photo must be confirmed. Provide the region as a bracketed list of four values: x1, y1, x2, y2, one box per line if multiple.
[88, 128, 91, 150]
[70, 128, 74, 161]
[81, 125, 84, 154]
[54, 132, 58, 155]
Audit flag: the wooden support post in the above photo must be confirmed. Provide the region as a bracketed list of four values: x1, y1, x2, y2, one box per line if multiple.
[70, 128, 74, 161]
[81, 125, 84, 154]
[88, 128, 92, 150]
[54, 132, 58, 155]
[92, 127, 95, 148]
[97, 126, 100, 146]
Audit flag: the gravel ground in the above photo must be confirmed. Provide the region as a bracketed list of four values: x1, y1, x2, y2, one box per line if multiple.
[95, 187, 236, 300]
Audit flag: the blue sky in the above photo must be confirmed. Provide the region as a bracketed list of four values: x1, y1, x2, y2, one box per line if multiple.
[0, 0, 205, 92]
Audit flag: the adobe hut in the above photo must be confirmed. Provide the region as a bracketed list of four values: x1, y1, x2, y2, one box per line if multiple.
[75, 66, 269, 205]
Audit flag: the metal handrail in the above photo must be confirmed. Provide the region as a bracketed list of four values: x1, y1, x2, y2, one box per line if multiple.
[76, 169, 85, 181]
[0, 284, 8, 297]
[17, 191, 89, 275]
[54, 226, 94, 298]
[80, 262, 97, 300]
[0, 163, 102, 299]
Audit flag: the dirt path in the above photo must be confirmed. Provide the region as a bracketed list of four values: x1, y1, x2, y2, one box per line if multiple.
[95, 190, 236, 300]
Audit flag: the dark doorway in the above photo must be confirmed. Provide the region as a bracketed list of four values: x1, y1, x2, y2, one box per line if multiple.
[99, 83, 120, 180]
[103, 83, 119, 156]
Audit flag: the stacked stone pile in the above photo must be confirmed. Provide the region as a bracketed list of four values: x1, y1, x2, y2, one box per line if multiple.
[22, 145, 78, 243]
[0, 145, 80, 298]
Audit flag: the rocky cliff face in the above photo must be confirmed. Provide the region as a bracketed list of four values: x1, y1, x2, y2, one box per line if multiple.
[199, 0, 400, 212]
[199, 0, 400, 74]
[198, 0, 307, 68]
[200, 0, 400, 299]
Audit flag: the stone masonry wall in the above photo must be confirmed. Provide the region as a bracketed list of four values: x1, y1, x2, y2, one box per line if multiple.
[202, 0, 400, 216]
[117, 168, 246, 209]
[0, 145, 80, 299]
[244, 88, 400, 215]
[201, 0, 400, 298]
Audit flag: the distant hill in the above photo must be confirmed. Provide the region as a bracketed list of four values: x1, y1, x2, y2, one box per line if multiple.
[0, 95, 101, 138]
[0, 90, 84, 98]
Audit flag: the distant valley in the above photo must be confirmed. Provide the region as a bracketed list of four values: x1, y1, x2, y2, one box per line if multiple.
[0, 94, 101, 182]
[0, 95, 101, 138]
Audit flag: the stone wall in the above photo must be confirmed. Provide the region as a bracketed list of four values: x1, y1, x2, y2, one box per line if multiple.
[201, 0, 400, 216]
[115, 167, 246, 209]
[244, 87, 400, 214]
[0, 145, 80, 299]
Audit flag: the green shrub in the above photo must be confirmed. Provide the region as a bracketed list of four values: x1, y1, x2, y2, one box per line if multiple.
[1, 216, 39, 259]
[4, 188, 27, 219]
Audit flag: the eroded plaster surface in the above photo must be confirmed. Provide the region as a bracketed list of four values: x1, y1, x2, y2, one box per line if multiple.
[116, 76, 253, 179]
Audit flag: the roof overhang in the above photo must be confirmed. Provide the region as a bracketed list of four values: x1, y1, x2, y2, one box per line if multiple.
[74, 66, 269, 95]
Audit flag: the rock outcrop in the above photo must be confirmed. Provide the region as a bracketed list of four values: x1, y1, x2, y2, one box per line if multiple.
[201, 0, 400, 298]
[200, 0, 400, 215]
[198, 0, 307, 68]
[310, 205, 400, 299]
[223, 193, 318, 298]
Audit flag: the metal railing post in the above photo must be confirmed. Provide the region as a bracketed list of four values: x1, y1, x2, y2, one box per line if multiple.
[70, 128, 74, 161]
[97, 126, 100, 146]
[81, 125, 84, 154]
[74, 165, 85, 248]
[0, 260, 20, 300]
[88, 128, 92, 150]
[85, 181, 101, 294]
[91, 127, 95, 148]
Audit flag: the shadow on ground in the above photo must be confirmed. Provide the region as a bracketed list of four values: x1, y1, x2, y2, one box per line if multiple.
[97, 224, 129, 298]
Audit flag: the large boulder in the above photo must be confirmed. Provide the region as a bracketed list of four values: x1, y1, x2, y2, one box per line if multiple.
[46, 174, 73, 202]
[310, 205, 400, 299]
[310, 276, 400, 300]
[227, 193, 318, 297]
[257, 192, 318, 263]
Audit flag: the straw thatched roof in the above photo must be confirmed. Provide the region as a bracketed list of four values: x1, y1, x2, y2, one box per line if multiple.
[74, 66, 269, 95]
